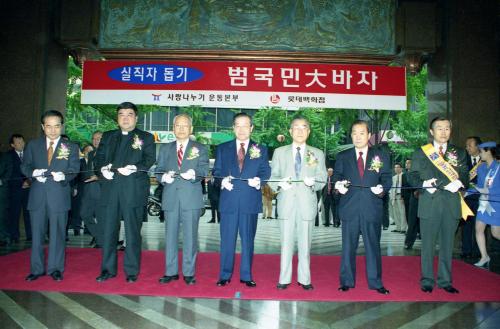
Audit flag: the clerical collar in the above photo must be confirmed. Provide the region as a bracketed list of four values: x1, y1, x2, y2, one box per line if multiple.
[121, 131, 129, 135]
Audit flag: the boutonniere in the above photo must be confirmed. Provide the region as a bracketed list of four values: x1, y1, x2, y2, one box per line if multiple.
[445, 149, 458, 166]
[132, 134, 143, 150]
[305, 150, 319, 166]
[186, 146, 200, 160]
[55, 143, 70, 160]
[368, 155, 383, 173]
[249, 144, 261, 159]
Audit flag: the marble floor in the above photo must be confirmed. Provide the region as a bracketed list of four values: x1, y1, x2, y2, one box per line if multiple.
[1, 212, 499, 329]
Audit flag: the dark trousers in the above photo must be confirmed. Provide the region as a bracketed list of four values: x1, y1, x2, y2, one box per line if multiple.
[462, 198, 479, 255]
[382, 195, 390, 228]
[404, 195, 419, 247]
[30, 208, 68, 275]
[8, 188, 31, 240]
[209, 200, 220, 222]
[80, 197, 103, 245]
[219, 211, 258, 281]
[100, 197, 143, 276]
[340, 215, 383, 289]
[323, 194, 339, 226]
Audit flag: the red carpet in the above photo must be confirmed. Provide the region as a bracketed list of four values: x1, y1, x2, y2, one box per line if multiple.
[1, 248, 499, 302]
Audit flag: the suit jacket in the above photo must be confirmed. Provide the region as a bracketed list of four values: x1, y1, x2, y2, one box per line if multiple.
[213, 139, 271, 214]
[79, 151, 101, 202]
[322, 175, 335, 200]
[465, 154, 480, 202]
[409, 143, 468, 220]
[0, 152, 13, 191]
[389, 173, 403, 201]
[95, 128, 156, 207]
[20, 137, 80, 212]
[7, 149, 27, 190]
[333, 147, 392, 223]
[269, 145, 327, 220]
[155, 140, 209, 210]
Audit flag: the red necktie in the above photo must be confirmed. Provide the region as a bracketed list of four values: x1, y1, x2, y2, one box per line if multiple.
[327, 176, 332, 195]
[177, 144, 183, 169]
[357, 151, 364, 179]
[438, 145, 444, 157]
[238, 143, 245, 171]
[47, 141, 54, 166]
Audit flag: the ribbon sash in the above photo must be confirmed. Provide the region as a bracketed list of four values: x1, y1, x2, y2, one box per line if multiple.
[421, 144, 474, 220]
[469, 161, 481, 181]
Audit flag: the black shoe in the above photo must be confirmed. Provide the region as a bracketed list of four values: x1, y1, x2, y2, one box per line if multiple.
[298, 282, 314, 290]
[89, 237, 96, 246]
[323, 224, 330, 227]
[117, 240, 124, 246]
[441, 285, 459, 294]
[159, 275, 179, 284]
[126, 275, 137, 283]
[390, 222, 396, 225]
[96, 271, 116, 282]
[277, 283, 289, 290]
[421, 286, 433, 293]
[404, 244, 413, 250]
[240, 279, 257, 287]
[184, 276, 196, 285]
[73, 229, 80, 236]
[376, 287, 389, 294]
[400, 231, 406, 234]
[25, 272, 45, 281]
[338, 285, 351, 292]
[216, 279, 231, 286]
[50, 271, 63, 281]
[118, 246, 126, 251]
[207, 219, 215, 223]
[391, 229, 400, 233]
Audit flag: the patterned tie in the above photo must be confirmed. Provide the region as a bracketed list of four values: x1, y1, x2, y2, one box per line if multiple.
[238, 143, 245, 171]
[177, 144, 183, 169]
[438, 145, 444, 158]
[357, 151, 364, 179]
[47, 141, 54, 166]
[295, 147, 301, 179]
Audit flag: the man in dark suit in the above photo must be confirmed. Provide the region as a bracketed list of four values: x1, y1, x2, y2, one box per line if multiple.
[409, 117, 469, 294]
[213, 113, 271, 287]
[95, 102, 156, 283]
[334, 120, 392, 294]
[21, 110, 80, 281]
[462, 136, 482, 258]
[79, 132, 103, 247]
[403, 159, 420, 249]
[207, 173, 221, 223]
[7, 134, 31, 242]
[0, 151, 13, 245]
[322, 168, 338, 227]
[156, 114, 209, 285]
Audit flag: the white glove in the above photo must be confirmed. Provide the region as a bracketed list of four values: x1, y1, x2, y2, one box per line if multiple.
[444, 179, 463, 193]
[117, 165, 137, 176]
[33, 169, 47, 183]
[101, 164, 114, 180]
[370, 184, 383, 195]
[335, 180, 349, 195]
[248, 177, 261, 190]
[303, 176, 315, 187]
[221, 176, 234, 191]
[423, 178, 437, 194]
[51, 171, 65, 182]
[278, 176, 293, 191]
[161, 171, 175, 184]
[180, 169, 196, 181]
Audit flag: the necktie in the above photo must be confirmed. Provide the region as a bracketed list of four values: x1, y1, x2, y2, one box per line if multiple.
[357, 151, 364, 178]
[396, 174, 400, 195]
[295, 147, 301, 178]
[47, 141, 54, 166]
[19, 151, 23, 162]
[327, 176, 332, 195]
[238, 143, 245, 171]
[472, 157, 477, 166]
[177, 144, 183, 169]
[438, 145, 444, 157]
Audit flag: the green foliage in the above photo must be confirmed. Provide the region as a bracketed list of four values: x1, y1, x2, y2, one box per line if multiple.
[387, 67, 429, 162]
[177, 105, 215, 133]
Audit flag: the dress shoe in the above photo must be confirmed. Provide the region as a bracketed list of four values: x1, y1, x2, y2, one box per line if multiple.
[338, 285, 351, 292]
[126, 275, 138, 283]
[404, 244, 412, 250]
[96, 271, 116, 282]
[117, 240, 124, 246]
[298, 282, 314, 290]
[441, 286, 459, 294]
[240, 280, 257, 287]
[73, 229, 80, 236]
[277, 283, 289, 290]
[50, 271, 63, 281]
[391, 229, 400, 233]
[474, 256, 491, 268]
[159, 275, 179, 284]
[400, 231, 406, 234]
[25, 273, 45, 281]
[216, 279, 231, 286]
[207, 219, 215, 223]
[118, 245, 126, 251]
[183, 276, 196, 285]
[89, 237, 96, 246]
[376, 287, 390, 294]
[421, 286, 433, 293]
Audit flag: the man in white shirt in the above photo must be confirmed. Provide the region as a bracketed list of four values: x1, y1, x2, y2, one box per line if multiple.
[389, 163, 407, 233]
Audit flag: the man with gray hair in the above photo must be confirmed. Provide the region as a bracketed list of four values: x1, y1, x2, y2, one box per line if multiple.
[156, 114, 209, 285]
